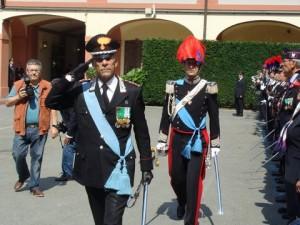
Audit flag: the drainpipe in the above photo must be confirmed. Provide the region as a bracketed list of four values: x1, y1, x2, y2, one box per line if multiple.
[1, 0, 5, 9]
[203, 0, 208, 40]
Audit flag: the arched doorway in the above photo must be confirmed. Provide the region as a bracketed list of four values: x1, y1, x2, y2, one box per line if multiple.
[5, 15, 85, 82]
[217, 20, 300, 43]
[108, 19, 192, 74]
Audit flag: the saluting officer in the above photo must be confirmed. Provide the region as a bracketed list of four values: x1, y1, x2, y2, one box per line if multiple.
[156, 35, 220, 225]
[45, 34, 153, 225]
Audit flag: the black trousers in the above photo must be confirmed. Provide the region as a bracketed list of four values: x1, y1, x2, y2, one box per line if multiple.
[85, 186, 128, 225]
[169, 131, 206, 225]
[235, 97, 244, 115]
[285, 181, 300, 219]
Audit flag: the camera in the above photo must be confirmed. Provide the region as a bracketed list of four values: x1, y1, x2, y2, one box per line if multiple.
[53, 122, 67, 133]
[24, 76, 34, 98]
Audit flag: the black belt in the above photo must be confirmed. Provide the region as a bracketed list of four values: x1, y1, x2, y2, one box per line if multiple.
[26, 123, 39, 128]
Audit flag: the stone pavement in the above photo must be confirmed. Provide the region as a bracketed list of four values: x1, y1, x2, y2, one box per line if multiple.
[0, 105, 287, 225]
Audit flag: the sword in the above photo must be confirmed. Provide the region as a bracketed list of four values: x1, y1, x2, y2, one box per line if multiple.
[213, 155, 224, 215]
[250, 141, 278, 161]
[249, 129, 275, 151]
[257, 118, 274, 125]
[127, 180, 143, 208]
[141, 182, 149, 225]
[255, 151, 281, 172]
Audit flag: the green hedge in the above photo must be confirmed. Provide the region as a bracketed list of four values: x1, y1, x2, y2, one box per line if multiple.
[141, 39, 300, 108]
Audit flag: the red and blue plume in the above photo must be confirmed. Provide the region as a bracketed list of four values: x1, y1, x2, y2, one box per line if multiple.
[263, 55, 282, 72]
[272, 55, 282, 71]
[176, 35, 206, 64]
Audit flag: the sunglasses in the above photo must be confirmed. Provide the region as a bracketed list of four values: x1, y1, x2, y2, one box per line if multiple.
[94, 55, 113, 62]
[183, 59, 201, 67]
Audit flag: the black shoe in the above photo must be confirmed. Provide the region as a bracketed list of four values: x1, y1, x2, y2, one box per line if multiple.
[275, 194, 286, 203]
[275, 177, 284, 184]
[282, 214, 291, 220]
[55, 175, 72, 182]
[276, 185, 286, 193]
[177, 205, 185, 219]
[271, 171, 281, 176]
[278, 207, 287, 214]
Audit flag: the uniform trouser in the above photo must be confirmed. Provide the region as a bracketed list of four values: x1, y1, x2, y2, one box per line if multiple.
[235, 97, 244, 115]
[85, 186, 128, 225]
[168, 129, 208, 225]
[285, 181, 300, 220]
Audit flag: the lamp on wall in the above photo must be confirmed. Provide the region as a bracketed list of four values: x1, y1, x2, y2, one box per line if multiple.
[145, 4, 156, 18]
[42, 40, 48, 49]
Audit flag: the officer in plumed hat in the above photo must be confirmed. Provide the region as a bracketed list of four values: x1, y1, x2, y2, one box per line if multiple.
[156, 35, 221, 225]
[45, 34, 153, 225]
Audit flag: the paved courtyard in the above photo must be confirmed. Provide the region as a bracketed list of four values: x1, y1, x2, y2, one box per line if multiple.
[0, 105, 286, 225]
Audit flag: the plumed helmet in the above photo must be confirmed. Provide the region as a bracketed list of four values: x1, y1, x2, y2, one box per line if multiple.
[176, 35, 206, 64]
[263, 55, 282, 73]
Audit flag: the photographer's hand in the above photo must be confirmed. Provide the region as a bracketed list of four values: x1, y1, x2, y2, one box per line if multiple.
[63, 136, 72, 145]
[50, 126, 59, 139]
[18, 87, 28, 99]
[5, 87, 28, 107]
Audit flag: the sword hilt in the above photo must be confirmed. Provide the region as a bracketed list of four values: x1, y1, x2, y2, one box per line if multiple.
[151, 147, 160, 167]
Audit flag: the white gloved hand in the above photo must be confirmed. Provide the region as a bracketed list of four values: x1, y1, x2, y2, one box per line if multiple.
[156, 142, 168, 156]
[211, 147, 220, 158]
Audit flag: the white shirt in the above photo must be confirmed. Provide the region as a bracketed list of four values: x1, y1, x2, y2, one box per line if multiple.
[97, 76, 118, 102]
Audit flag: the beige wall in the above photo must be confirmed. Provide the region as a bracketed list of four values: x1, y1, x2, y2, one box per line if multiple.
[0, 7, 300, 96]
[206, 14, 300, 40]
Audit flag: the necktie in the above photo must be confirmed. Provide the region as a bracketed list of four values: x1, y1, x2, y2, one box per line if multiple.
[102, 83, 109, 107]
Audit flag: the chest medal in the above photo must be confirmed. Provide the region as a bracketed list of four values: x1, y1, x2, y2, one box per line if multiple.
[115, 107, 131, 128]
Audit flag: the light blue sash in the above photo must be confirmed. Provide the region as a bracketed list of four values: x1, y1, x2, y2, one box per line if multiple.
[175, 94, 206, 159]
[82, 82, 133, 195]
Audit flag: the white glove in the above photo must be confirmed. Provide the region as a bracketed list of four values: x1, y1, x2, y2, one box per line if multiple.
[211, 147, 220, 158]
[156, 142, 168, 156]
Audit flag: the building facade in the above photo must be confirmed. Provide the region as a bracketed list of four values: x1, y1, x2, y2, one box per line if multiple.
[0, 0, 300, 97]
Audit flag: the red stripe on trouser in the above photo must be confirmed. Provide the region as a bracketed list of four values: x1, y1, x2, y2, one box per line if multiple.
[167, 128, 175, 177]
[193, 129, 209, 225]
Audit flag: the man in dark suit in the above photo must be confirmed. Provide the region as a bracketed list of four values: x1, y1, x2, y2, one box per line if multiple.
[45, 34, 153, 225]
[234, 72, 246, 116]
[53, 107, 77, 182]
[8, 57, 16, 91]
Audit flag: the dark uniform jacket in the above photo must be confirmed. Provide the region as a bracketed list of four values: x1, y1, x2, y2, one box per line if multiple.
[60, 107, 77, 139]
[159, 78, 220, 142]
[234, 78, 246, 98]
[278, 72, 300, 130]
[45, 77, 153, 188]
[285, 110, 300, 183]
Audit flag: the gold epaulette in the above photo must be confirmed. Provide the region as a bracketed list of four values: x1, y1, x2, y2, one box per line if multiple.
[206, 81, 218, 94]
[165, 80, 175, 94]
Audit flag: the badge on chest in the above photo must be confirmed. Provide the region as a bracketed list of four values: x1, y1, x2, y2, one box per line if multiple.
[115, 107, 131, 128]
[284, 97, 293, 110]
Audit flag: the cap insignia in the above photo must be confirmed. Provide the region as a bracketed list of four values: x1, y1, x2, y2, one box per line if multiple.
[97, 37, 111, 50]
